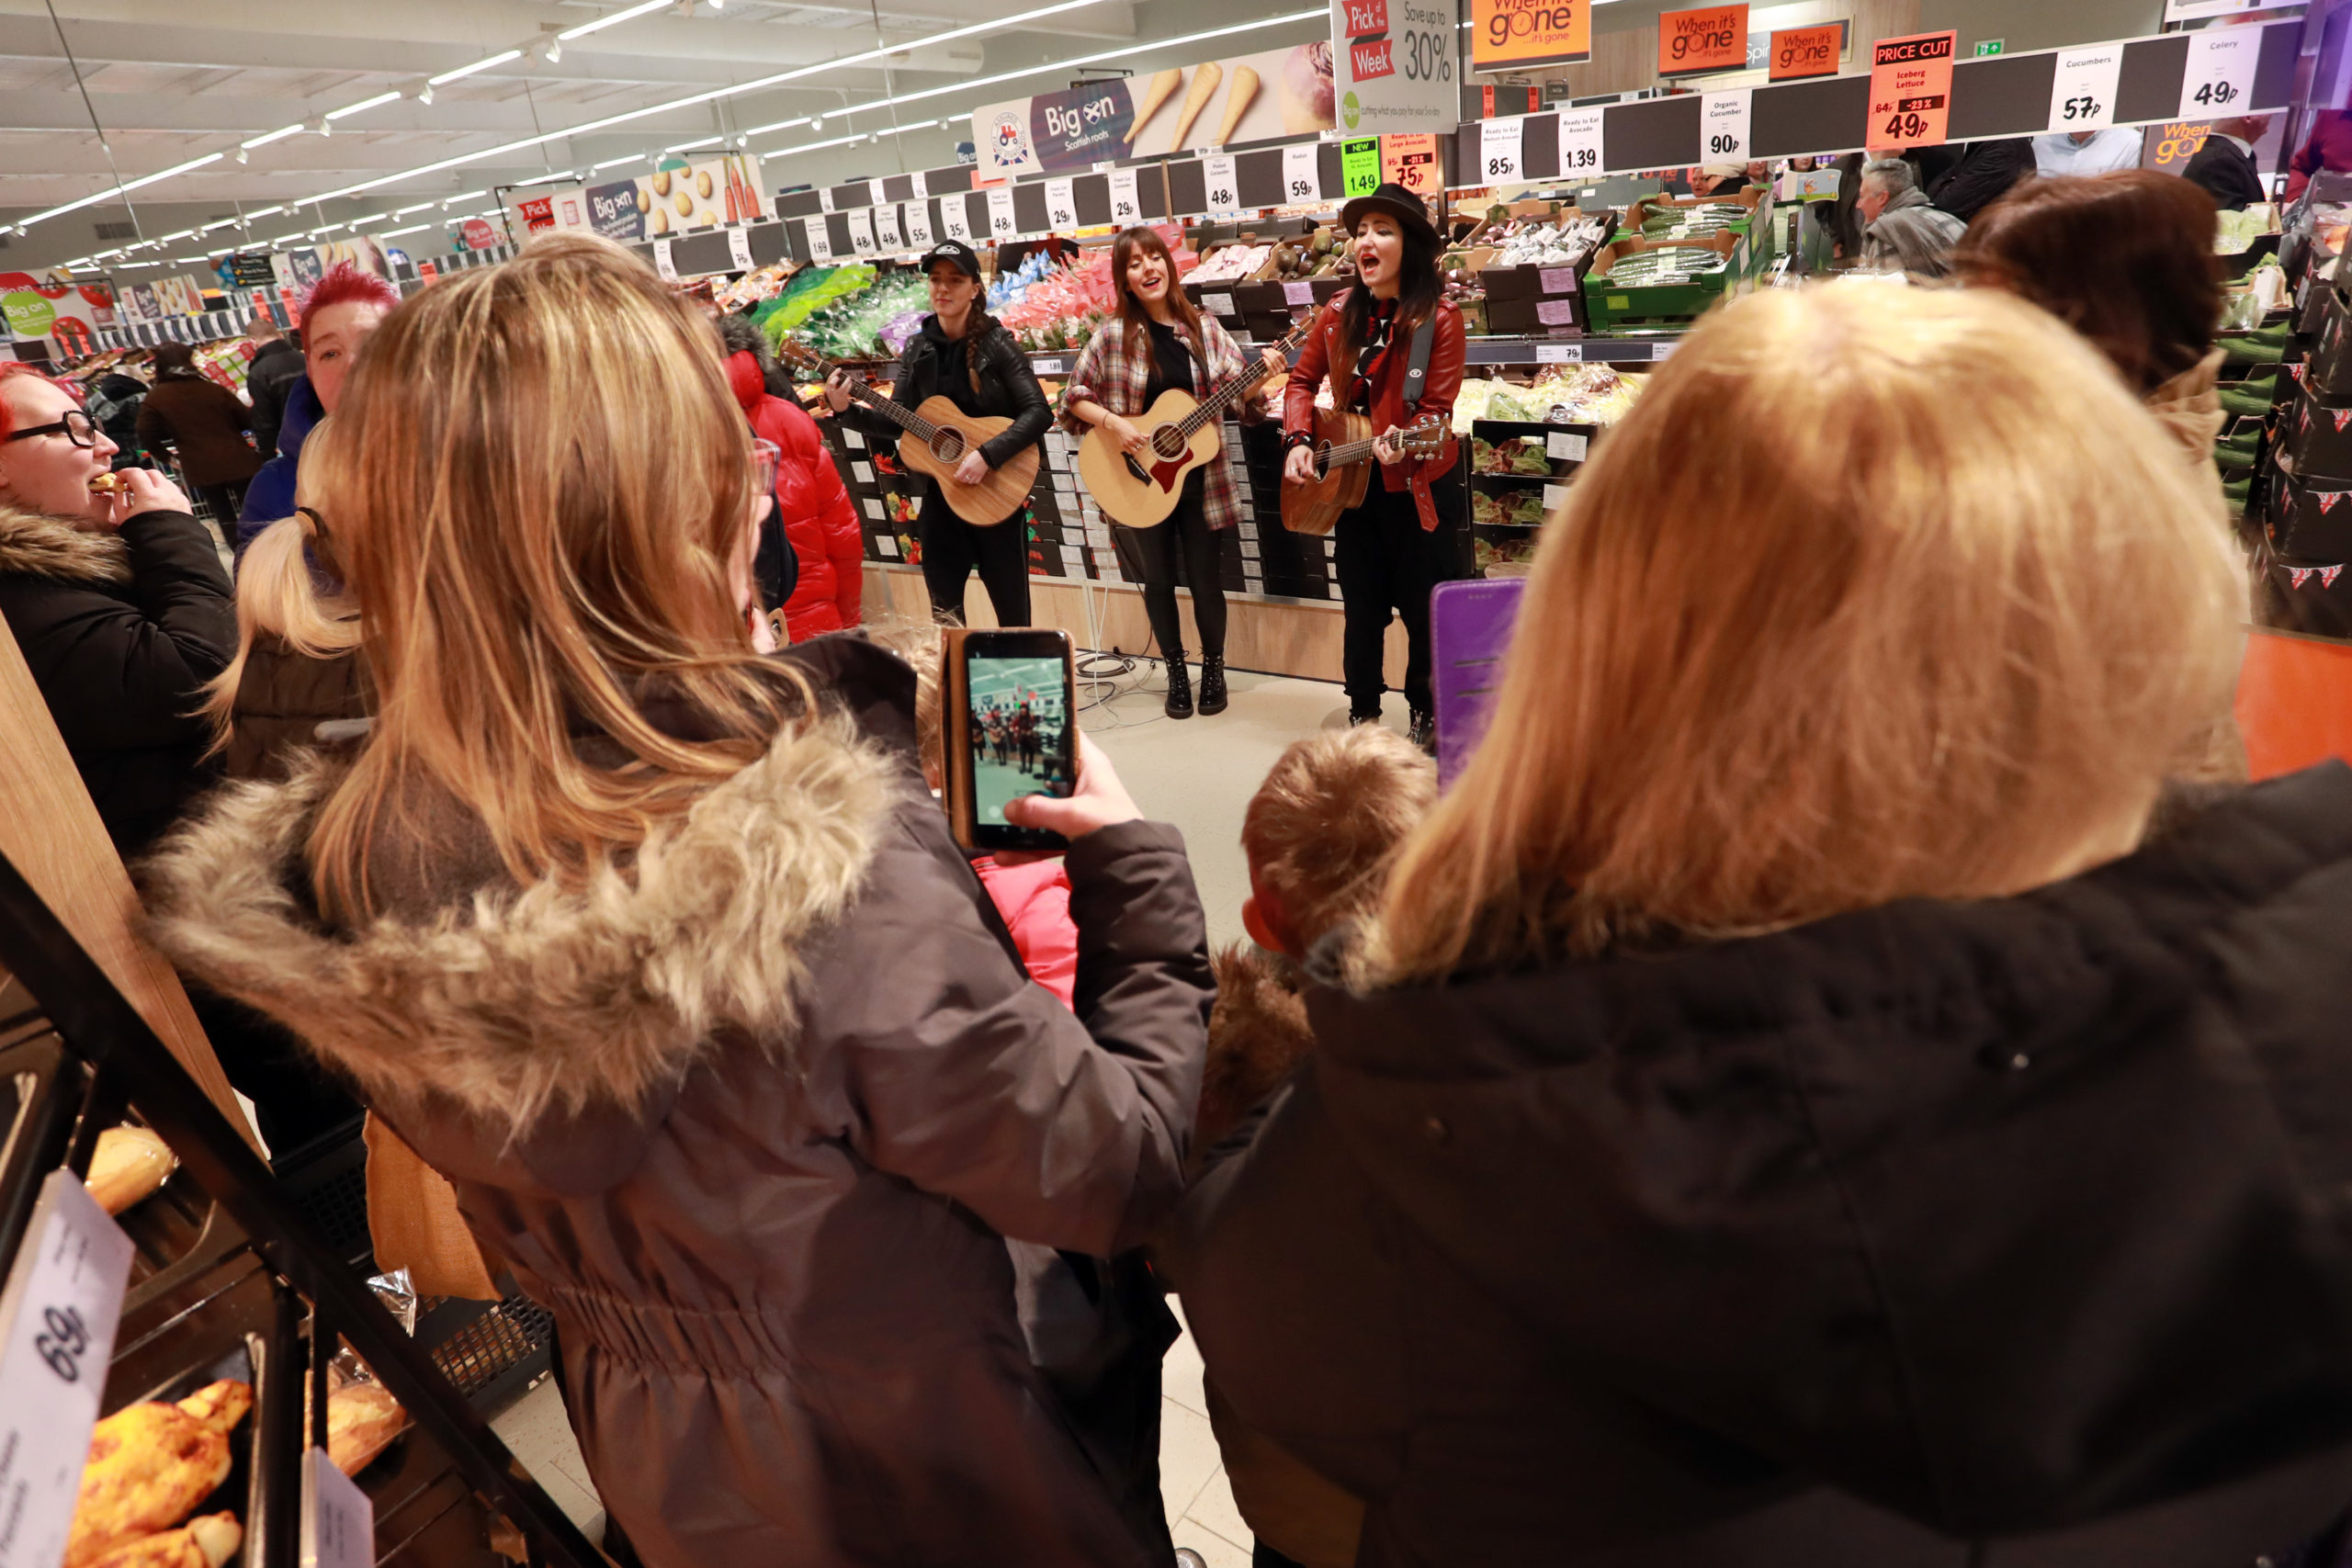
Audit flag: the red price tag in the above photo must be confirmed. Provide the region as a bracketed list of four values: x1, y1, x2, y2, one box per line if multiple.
[1343, 0, 1389, 38]
[1350, 38, 1396, 82]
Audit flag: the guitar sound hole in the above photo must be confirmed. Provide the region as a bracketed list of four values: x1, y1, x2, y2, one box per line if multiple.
[1314, 446, 1332, 480]
[932, 429, 966, 465]
[1150, 425, 1188, 461]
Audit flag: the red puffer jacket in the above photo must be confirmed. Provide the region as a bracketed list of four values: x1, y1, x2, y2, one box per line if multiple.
[729, 352, 863, 639]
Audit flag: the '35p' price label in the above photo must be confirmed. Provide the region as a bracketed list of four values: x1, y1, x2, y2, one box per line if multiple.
[0, 1170, 135, 1568]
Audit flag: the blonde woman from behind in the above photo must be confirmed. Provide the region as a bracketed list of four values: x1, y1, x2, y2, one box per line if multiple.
[1162, 283, 2352, 1568]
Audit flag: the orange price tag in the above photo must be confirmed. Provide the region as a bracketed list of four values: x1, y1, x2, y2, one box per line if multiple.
[1472, 0, 1592, 72]
[1767, 22, 1842, 82]
[1381, 132, 1443, 201]
[1868, 29, 1957, 148]
[1657, 4, 1747, 77]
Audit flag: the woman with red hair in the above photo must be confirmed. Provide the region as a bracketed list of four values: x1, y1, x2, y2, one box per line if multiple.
[718, 313, 862, 639]
[238, 262, 401, 546]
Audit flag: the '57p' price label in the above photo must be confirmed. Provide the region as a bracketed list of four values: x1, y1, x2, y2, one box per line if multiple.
[0, 1170, 135, 1568]
[2048, 45, 2123, 131]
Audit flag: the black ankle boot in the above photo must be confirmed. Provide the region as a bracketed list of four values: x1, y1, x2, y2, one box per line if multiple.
[1197, 655, 1227, 716]
[1409, 707, 1435, 753]
[1163, 654, 1193, 719]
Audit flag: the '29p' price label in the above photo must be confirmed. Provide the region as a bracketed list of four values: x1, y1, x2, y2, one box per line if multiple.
[0, 1171, 135, 1568]
[1108, 167, 1142, 224]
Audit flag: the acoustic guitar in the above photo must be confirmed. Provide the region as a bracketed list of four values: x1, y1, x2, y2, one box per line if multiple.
[779, 340, 1040, 526]
[1078, 320, 1309, 530]
[1278, 412, 1451, 536]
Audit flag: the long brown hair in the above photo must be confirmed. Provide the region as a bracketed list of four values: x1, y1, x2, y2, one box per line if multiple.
[1368, 283, 2242, 984]
[1955, 172, 2225, 393]
[1110, 226, 1206, 373]
[308, 231, 799, 921]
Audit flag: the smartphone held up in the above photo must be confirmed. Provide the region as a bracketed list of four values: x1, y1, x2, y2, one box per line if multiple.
[944, 628, 1079, 852]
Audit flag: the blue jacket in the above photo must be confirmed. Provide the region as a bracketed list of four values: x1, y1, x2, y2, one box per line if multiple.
[237, 374, 322, 550]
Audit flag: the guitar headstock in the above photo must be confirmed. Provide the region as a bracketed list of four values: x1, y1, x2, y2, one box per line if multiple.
[775, 336, 831, 379]
[1398, 415, 1449, 457]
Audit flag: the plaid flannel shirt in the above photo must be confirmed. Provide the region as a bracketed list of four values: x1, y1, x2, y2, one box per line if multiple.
[1057, 313, 1251, 532]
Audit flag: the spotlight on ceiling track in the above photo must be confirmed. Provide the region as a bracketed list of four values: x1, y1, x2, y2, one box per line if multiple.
[418, 82, 435, 105]
[236, 147, 250, 164]
[544, 38, 563, 63]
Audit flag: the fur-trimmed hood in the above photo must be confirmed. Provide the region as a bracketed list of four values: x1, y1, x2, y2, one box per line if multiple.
[1195, 942, 1317, 1154]
[140, 716, 896, 1130]
[0, 502, 130, 585]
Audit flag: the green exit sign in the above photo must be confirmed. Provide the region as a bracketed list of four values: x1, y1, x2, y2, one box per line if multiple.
[1973, 39, 2006, 55]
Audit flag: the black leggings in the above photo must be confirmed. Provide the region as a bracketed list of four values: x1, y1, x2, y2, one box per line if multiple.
[918, 486, 1031, 626]
[1333, 474, 1467, 716]
[1129, 477, 1226, 660]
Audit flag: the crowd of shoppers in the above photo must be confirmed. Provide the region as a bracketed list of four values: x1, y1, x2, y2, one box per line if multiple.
[0, 123, 2347, 1568]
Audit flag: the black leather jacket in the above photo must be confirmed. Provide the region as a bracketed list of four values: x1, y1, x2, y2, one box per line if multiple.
[844, 314, 1050, 471]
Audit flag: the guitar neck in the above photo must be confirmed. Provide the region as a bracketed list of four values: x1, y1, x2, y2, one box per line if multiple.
[1179, 357, 1278, 435]
[806, 356, 938, 442]
[1320, 424, 1440, 473]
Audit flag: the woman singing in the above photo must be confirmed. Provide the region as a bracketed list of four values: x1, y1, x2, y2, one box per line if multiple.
[826, 240, 1049, 626]
[1062, 226, 1284, 718]
[1282, 184, 1466, 751]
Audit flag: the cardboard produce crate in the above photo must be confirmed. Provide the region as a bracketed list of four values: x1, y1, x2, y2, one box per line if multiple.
[1583, 231, 1743, 331]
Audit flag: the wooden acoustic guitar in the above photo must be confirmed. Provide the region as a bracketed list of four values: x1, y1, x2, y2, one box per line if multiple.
[1278, 412, 1451, 536]
[780, 340, 1040, 526]
[1078, 320, 1309, 529]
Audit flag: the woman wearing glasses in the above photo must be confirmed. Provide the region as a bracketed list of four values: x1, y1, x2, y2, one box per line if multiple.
[0, 364, 234, 855]
[1280, 184, 1466, 751]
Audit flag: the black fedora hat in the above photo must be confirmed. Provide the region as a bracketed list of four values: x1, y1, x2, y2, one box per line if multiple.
[1340, 182, 1439, 247]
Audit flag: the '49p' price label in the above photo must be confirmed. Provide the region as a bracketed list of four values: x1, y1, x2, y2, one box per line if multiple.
[0, 1170, 136, 1568]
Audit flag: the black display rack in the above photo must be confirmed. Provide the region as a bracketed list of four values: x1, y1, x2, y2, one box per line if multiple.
[0, 847, 605, 1568]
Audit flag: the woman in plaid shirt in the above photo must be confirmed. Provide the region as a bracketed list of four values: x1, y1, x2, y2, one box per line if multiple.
[1063, 227, 1284, 719]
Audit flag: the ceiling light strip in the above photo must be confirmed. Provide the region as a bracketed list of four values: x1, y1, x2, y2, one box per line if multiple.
[559, 0, 674, 41]
[325, 90, 403, 120]
[428, 49, 524, 86]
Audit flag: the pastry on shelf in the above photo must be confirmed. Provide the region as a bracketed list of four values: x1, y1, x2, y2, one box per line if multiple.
[65, 1382, 251, 1568]
[327, 1379, 409, 1476]
[85, 1126, 175, 1215]
[82, 1514, 242, 1568]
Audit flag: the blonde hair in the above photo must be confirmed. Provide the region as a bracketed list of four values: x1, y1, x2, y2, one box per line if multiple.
[1371, 283, 2245, 983]
[309, 231, 797, 920]
[1243, 726, 1435, 947]
[198, 416, 359, 751]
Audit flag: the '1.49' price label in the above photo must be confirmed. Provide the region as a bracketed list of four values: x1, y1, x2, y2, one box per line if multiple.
[0, 1170, 136, 1568]
[2048, 44, 2122, 131]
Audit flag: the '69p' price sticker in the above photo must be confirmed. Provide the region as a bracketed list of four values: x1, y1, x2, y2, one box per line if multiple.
[0, 1170, 135, 1568]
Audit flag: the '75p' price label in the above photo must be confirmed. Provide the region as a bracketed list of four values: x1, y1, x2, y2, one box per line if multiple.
[0, 1170, 136, 1568]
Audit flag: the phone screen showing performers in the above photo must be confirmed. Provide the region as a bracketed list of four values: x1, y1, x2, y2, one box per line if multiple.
[964, 640, 1075, 846]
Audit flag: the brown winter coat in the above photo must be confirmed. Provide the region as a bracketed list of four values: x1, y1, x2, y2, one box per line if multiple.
[141, 637, 1215, 1568]
[221, 638, 369, 783]
[135, 372, 263, 487]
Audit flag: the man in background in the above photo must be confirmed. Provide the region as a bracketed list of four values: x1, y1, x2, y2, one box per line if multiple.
[2033, 126, 2144, 176]
[2185, 115, 2273, 211]
[243, 315, 302, 465]
[1858, 157, 1966, 276]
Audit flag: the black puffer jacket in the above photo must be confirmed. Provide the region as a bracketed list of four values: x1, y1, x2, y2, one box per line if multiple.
[0, 502, 235, 855]
[842, 314, 1050, 470]
[1164, 764, 2352, 1568]
[245, 340, 304, 462]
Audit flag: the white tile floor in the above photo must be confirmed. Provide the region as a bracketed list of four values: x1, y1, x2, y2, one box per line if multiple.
[491, 656, 1385, 1561]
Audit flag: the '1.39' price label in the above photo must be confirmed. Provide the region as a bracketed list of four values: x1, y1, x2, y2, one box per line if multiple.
[0, 1170, 136, 1568]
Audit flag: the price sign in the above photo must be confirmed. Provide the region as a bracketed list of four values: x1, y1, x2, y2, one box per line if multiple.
[1204, 154, 1241, 214]
[1545, 429, 1589, 461]
[1538, 265, 1579, 294]
[943, 196, 973, 242]
[1108, 167, 1142, 224]
[904, 199, 933, 249]
[1542, 481, 1569, 513]
[300, 1446, 374, 1568]
[1044, 178, 1078, 231]
[1555, 107, 1605, 176]
[1340, 136, 1381, 197]
[2184, 28, 2260, 117]
[986, 186, 1018, 239]
[1701, 89, 1752, 162]
[1283, 143, 1321, 203]
[803, 217, 833, 262]
[0, 1171, 136, 1568]
[1535, 298, 1577, 326]
[1283, 279, 1316, 307]
[1534, 342, 1581, 363]
[910, 171, 929, 198]
[653, 238, 678, 281]
[2049, 44, 2122, 130]
[847, 208, 877, 256]
[875, 204, 904, 251]
[1868, 30, 1955, 147]
[728, 226, 754, 272]
[1203, 291, 1237, 316]
[819, 186, 836, 214]
[867, 178, 889, 209]
[1480, 117, 1525, 183]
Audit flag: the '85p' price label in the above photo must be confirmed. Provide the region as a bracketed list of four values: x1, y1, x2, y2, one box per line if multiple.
[0, 1170, 135, 1568]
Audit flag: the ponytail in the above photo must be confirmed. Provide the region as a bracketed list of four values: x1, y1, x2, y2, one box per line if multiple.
[197, 510, 362, 757]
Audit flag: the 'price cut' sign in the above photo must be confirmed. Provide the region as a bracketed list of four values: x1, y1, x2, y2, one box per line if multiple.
[1867, 29, 1955, 148]
[2049, 44, 2123, 132]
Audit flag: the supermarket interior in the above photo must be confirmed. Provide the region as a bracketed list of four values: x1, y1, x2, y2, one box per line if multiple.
[5, 0, 2352, 1564]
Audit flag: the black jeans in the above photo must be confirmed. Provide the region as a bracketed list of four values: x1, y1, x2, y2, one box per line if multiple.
[1333, 473, 1466, 716]
[1128, 473, 1226, 661]
[919, 486, 1031, 626]
[194, 479, 250, 530]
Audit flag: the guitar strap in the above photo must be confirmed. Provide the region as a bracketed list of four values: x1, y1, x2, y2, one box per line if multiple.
[1400, 311, 1449, 534]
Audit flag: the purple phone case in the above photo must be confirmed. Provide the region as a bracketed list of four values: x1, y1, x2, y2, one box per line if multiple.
[1430, 578, 1526, 788]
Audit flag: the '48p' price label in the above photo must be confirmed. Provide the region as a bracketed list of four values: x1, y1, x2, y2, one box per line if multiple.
[0, 1170, 136, 1568]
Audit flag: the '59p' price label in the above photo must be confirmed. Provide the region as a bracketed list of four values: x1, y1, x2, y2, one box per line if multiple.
[0, 1170, 136, 1568]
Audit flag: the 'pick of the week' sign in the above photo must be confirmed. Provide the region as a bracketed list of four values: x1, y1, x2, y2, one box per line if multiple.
[1343, 0, 1395, 84]
[1658, 4, 1747, 77]
[1868, 29, 1958, 148]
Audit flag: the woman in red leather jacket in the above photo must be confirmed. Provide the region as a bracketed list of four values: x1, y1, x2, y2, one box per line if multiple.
[721, 320, 864, 639]
[1282, 183, 1466, 751]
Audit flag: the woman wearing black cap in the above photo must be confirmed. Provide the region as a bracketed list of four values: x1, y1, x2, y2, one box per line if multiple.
[825, 240, 1051, 626]
[1281, 184, 1466, 750]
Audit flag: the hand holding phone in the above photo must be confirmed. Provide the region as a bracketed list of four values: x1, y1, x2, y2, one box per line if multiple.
[944, 628, 1083, 852]
[1001, 733, 1138, 843]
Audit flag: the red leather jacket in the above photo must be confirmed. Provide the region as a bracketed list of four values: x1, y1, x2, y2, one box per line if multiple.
[1282, 292, 1464, 528]
[729, 353, 864, 639]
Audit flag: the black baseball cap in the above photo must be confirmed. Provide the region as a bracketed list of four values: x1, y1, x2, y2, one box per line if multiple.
[922, 240, 983, 279]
